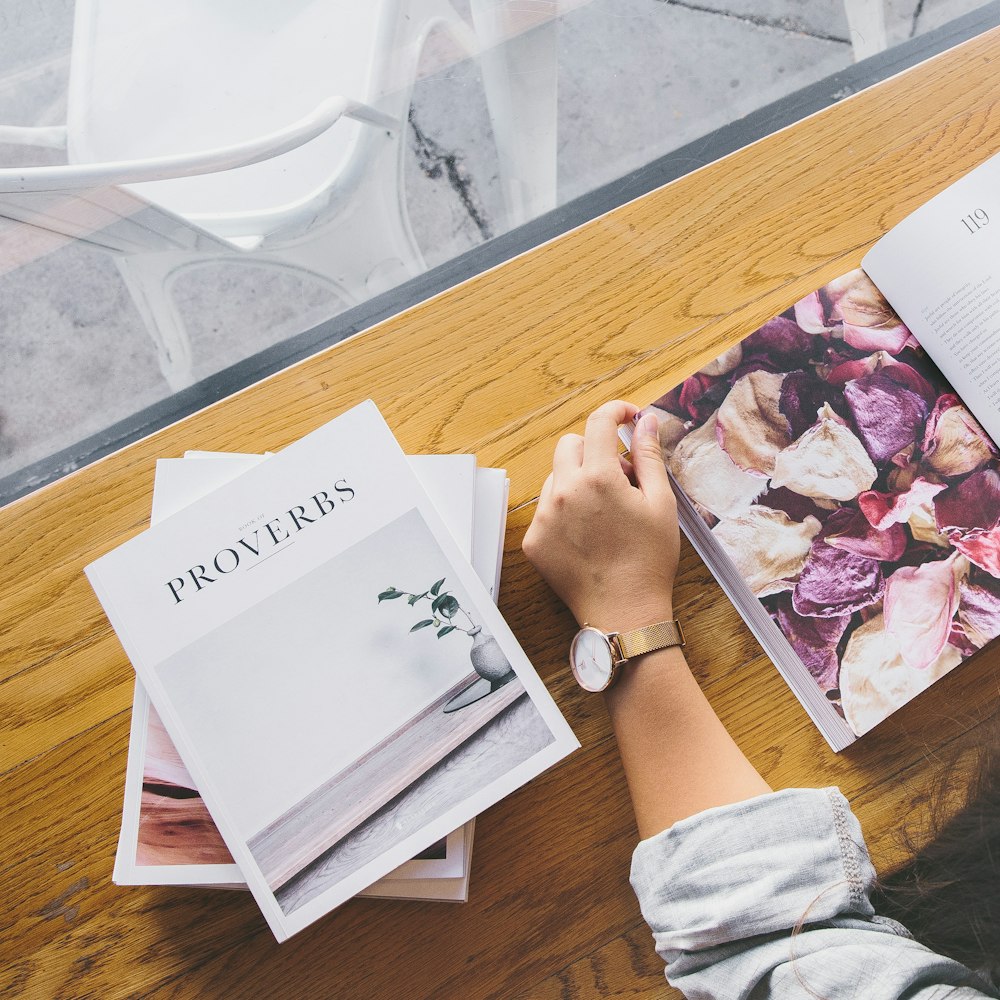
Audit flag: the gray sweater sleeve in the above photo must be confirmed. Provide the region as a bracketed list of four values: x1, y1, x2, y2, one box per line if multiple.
[629, 787, 997, 999]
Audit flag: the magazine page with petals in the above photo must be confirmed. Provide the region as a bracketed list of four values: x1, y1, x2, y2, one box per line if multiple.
[114, 452, 482, 892]
[626, 267, 1000, 751]
[88, 400, 578, 941]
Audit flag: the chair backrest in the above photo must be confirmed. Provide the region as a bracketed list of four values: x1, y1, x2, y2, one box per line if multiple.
[67, 0, 405, 233]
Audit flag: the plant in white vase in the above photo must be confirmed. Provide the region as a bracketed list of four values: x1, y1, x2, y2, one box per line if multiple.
[379, 578, 514, 707]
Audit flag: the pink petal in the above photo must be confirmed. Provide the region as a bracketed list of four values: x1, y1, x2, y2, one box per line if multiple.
[842, 322, 913, 355]
[793, 290, 831, 333]
[948, 526, 1000, 578]
[859, 476, 946, 530]
[883, 555, 961, 669]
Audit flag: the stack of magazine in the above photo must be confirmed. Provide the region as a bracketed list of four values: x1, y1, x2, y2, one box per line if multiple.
[87, 400, 578, 941]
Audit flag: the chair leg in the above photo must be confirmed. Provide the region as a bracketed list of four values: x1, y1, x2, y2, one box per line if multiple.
[470, 0, 559, 226]
[113, 253, 194, 392]
[842, 0, 888, 61]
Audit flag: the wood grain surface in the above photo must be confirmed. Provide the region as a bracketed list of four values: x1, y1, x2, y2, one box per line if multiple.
[4, 29, 1000, 999]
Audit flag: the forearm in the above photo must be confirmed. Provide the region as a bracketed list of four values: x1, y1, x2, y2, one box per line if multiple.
[604, 645, 771, 839]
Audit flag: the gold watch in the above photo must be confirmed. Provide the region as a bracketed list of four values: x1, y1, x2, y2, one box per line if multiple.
[569, 620, 684, 692]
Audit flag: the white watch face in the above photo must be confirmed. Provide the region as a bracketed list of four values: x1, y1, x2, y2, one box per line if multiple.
[570, 627, 615, 692]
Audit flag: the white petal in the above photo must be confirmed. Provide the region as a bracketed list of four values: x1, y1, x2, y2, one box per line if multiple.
[771, 403, 877, 501]
[670, 413, 767, 519]
[839, 614, 962, 736]
[712, 507, 821, 597]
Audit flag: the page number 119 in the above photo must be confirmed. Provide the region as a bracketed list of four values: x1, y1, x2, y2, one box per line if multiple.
[962, 208, 989, 234]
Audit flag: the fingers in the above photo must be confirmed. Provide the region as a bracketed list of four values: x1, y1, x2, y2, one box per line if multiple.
[552, 433, 584, 489]
[540, 471, 554, 501]
[630, 412, 672, 500]
[583, 400, 639, 472]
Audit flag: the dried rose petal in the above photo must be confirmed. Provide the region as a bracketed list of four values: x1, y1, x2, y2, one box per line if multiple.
[932, 468, 1000, 576]
[957, 572, 1000, 648]
[907, 501, 951, 548]
[921, 394, 998, 476]
[716, 371, 792, 476]
[793, 290, 831, 334]
[822, 506, 906, 561]
[779, 370, 847, 439]
[699, 343, 743, 377]
[775, 595, 849, 691]
[651, 376, 728, 423]
[756, 486, 837, 525]
[771, 403, 877, 502]
[883, 554, 964, 669]
[842, 322, 914, 355]
[742, 316, 815, 360]
[823, 270, 912, 355]
[947, 620, 979, 657]
[792, 535, 884, 618]
[678, 373, 729, 423]
[859, 476, 946, 530]
[826, 351, 897, 387]
[843, 373, 928, 464]
[934, 467, 1000, 534]
[670, 413, 767, 520]
[948, 528, 1000, 579]
[712, 507, 821, 597]
[839, 614, 963, 737]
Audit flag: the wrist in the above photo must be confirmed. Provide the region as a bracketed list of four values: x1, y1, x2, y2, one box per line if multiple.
[576, 598, 674, 635]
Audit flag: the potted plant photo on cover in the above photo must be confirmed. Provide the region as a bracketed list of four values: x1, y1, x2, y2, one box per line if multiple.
[379, 577, 515, 712]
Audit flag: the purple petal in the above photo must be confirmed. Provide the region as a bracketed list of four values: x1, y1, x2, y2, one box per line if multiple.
[843, 373, 929, 464]
[934, 467, 1000, 534]
[779, 370, 847, 439]
[958, 572, 1000, 647]
[775, 594, 849, 691]
[756, 486, 837, 525]
[742, 316, 816, 360]
[792, 536, 884, 618]
[822, 506, 907, 561]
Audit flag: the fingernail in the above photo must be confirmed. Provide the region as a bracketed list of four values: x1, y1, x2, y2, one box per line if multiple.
[636, 413, 659, 439]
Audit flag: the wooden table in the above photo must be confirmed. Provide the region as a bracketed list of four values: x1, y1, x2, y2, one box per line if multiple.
[4, 26, 1000, 1000]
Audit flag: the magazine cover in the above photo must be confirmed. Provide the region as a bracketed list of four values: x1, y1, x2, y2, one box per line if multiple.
[114, 452, 487, 890]
[639, 269, 1000, 742]
[88, 400, 578, 940]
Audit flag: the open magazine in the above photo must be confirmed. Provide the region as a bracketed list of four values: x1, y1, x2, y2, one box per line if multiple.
[87, 400, 577, 941]
[631, 150, 1000, 751]
[114, 451, 511, 903]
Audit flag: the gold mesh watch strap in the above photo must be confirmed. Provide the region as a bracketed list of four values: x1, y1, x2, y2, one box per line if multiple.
[613, 620, 685, 661]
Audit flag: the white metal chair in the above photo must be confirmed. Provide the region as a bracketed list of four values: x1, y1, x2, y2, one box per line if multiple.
[0, 0, 559, 391]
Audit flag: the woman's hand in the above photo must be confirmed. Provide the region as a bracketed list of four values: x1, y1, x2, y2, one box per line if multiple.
[522, 400, 680, 633]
